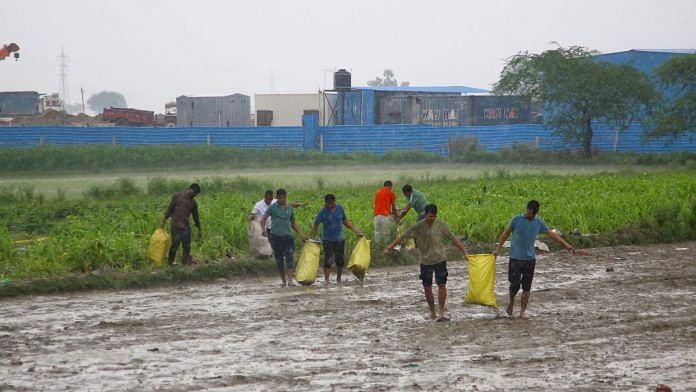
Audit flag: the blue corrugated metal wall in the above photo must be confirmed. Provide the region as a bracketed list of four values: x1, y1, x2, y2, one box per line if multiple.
[0, 123, 694, 153]
[320, 123, 696, 155]
[0, 126, 304, 149]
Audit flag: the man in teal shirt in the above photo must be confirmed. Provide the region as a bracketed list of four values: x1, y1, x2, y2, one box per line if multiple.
[398, 184, 428, 222]
[261, 188, 308, 287]
[493, 200, 575, 318]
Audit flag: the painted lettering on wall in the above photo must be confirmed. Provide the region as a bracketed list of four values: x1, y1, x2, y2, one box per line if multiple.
[482, 107, 519, 120]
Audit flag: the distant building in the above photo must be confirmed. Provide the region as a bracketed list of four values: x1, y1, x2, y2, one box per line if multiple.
[326, 86, 534, 126]
[40, 93, 62, 112]
[593, 49, 696, 100]
[254, 93, 329, 126]
[176, 94, 250, 127]
[0, 91, 40, 116]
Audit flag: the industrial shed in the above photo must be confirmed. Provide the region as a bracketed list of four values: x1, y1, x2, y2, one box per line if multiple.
[328, 86, 536, 126]
[593, 49, 696, 99]
[176, 94, 250, 127]
[0, 91, 40, 116]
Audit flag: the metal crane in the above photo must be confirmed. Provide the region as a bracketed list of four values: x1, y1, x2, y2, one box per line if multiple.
[0, 43, 20, 61]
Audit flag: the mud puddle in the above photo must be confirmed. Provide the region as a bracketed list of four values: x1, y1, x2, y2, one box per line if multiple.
[1, 242, 695, 391]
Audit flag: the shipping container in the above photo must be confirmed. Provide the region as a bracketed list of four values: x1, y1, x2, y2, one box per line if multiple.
[176, 94, 250, 127]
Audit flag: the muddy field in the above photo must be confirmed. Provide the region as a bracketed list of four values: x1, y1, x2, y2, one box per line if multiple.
[1, 242, 695, 391]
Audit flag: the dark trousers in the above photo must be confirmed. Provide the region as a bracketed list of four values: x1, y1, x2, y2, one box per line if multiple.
[168, 226, 191, 264]
[268, 233, 294, 272]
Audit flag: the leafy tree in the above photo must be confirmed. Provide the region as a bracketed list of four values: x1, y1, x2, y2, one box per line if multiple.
[367, 69, 410, 87]
[87, 91, 127, 113]
[493, 45, 659, 157]
[646, 54, 696, 139]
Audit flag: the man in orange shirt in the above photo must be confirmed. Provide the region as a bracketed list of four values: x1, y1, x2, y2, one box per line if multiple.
[374, 180, 398, 246]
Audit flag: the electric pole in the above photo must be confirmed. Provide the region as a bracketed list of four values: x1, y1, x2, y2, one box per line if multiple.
[58, 48, 70, 110]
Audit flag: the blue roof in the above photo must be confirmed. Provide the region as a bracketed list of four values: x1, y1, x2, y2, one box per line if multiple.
[354, 85, 489, 94]
[595, 49, 696, 57]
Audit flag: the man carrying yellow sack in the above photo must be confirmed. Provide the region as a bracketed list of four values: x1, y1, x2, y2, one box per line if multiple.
[383, 204, 469, 322]
[493, 200, 576, 318]
[160, 183, 201, 266]
[311, 194, 363, 284]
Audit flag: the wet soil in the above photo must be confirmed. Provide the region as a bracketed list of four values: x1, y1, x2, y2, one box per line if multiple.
[1, 242, 694, 391]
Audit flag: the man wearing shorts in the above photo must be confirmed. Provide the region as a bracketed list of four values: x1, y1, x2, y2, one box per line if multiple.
[493, 200, 575, 318]
[383, 204, 469, 321]
[261, 188, 308, 287]
[311, 194, 363, 284]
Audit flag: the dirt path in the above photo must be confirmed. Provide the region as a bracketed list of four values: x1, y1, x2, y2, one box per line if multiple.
[1, 242, 694, 391]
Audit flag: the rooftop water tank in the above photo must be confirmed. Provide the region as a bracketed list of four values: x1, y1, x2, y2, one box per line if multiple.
[333, 69, 351, 91]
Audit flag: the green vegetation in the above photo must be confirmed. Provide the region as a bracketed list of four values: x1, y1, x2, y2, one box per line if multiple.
[2, 169, 696, 296]
[494, 45, 659, 157]
[2, 145, 696, 178]
[647, 54, 696, 139]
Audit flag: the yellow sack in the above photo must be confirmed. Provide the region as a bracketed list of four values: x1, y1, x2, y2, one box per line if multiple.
[347, 237, 371, 281]
[464, 254, 497, 307]
[148, 228, 172, 267]
[295, 241, 321, 285]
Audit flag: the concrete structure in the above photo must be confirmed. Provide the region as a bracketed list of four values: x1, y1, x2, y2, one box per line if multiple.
[176, 94, 250, 127]
[254, 93, 329, 126]
[40, 93, 62, 112]
[0, 91, 40, 116]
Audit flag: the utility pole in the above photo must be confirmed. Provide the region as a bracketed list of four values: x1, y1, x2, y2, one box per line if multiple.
[58, 48, 70, 110]
[80, 85, 85, 114]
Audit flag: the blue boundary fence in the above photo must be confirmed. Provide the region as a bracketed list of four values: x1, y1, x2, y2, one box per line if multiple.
[1, 115, 694, 154]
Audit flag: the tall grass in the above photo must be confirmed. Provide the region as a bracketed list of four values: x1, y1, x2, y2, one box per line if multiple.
[1, 145, 695, 176]
[1, 171, 696, 282]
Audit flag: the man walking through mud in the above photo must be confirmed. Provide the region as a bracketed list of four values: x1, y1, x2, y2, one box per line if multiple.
[310, 194, 364, 284]
[261, 188, 309, 286]
[383, 204, 469, 321]
[493, 200, 575, 318]
[160, 183, 201, 265]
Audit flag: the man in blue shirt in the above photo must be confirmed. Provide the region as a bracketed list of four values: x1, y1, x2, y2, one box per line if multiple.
[493, 200, 575, 318]
[311, 194, 363, 284]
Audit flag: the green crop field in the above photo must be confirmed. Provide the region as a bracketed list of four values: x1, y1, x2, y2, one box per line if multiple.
[1, 168, 695, 282]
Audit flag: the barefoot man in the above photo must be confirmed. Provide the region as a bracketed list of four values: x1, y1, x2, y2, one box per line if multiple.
[493, 200, 575, 318]
[261, 188, 308, 286]
[383, 204, 469, 321]
[310, 194, 363, 284]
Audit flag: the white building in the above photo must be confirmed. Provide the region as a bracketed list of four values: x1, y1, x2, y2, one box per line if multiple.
[254, 93, 331, 126]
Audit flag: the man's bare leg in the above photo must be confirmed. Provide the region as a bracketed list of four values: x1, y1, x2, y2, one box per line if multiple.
[336, 267, 343, 284]
[279, 271, 287, 287]
[424, 286, 437, 320]
[287, 267, 295, 286]
[520, 291, 531, 318]
[323, 267, 331, 284]
[507, 291, 516, 316]
[437, 284, 447, 319]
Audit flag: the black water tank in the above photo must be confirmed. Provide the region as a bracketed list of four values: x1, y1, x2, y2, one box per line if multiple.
[333, 69, 351, 91]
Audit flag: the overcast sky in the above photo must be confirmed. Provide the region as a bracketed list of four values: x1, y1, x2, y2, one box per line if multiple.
[2, 0, 694, 112]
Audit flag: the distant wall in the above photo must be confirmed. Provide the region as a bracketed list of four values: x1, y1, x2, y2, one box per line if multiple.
[0, 122, 694, 154]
